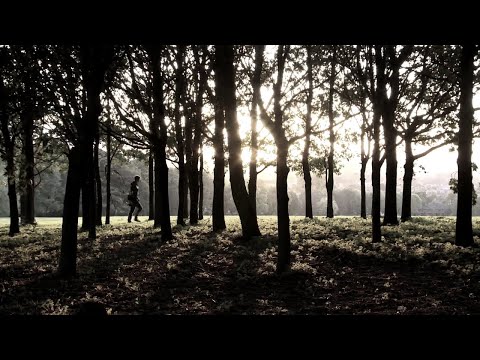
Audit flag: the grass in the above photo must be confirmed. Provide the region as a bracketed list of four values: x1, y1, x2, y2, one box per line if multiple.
[1, 215, 480, 315]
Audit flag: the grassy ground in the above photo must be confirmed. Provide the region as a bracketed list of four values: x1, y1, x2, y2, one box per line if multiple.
[1, 215, 480, 315]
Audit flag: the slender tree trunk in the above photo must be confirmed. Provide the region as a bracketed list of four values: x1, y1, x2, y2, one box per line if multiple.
[303, 45, 313, 219]
[154, 143, 173, 240]
[183, 173, 189, 218]
[221, 45, 261, 239]
[273, 45, 290, 273]
[326, 47, 336, 218]
[212, 45, 227, 231]
[105, 119, 111, 225]
[21, 111, 35, 225]
[455, 44, 476, 247]
[401, 137, 414, 222]
[148, 150, 154, 220]
[248, 45, 265, 216]
[372, 45, 385, 243]
[94, 133, 102, 226]
[86, 141, 96, 239]
[174, 45, 186, 226]
[6, 154, 20, 237]
[20, 192, 26, 223]
[276, 136, 290, 273]
[146, 45, 173, 241]
[81, 182, 90, 230]
[198, 148, 204, 220]
[360, 157, 368, 219]
[58, 146, 82, 278]
[188, 46, 206, 225]
[382, 105, 399, 225]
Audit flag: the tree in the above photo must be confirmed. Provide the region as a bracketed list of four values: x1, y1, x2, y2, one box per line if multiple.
[58, 45, 114, 277]
[0, 48, 20, 236]
[303, 45, 314, 219]
[397, 46, 459, 221]
[219, 45, 261, 240]
[173, 45, 187, 226]
[455, 44, 477, 247]
[381, 45, 414, 225]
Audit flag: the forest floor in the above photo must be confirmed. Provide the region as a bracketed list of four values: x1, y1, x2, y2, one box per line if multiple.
[1, 216, 480, 315]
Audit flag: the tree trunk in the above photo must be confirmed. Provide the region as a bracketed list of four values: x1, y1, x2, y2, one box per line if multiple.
[212, 45, 227, 231]
[455, 44, 476, 247]
[183, 173, 189, 218]
[154, 143, 173, 240]
[198, 148, 204, 220]
[303, 45, 313, 219]
[188, 46, 206, 225]
[360, 120, 369, 219]
[105, 119, 111, 225]
[145, 45, 173, 241]
[174, 45, 186, 226]
[248, 45, 265, 217]
[372, 45, 385, 243]
[6, 155, 20, 237]
[382, 105, 399, 225]
[94, 134, 102, 226]
[21, 111, 35, 225]
[58, 146, 82, 278]
[276, 137, 290, 273]
[148, 150, 155, 221]
[221, 45, 261, 239]
[81, 181, 90, 230]
[86, 141, 96, 239]
[401, 137, 414, 222]
[326, 47, 336, 218]
[273, 45, 290, 273]
[0, 74, 20, 236]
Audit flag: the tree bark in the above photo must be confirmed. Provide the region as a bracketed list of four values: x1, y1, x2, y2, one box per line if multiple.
[58, 146, 82, 278]
[326, 47, 336, 219]
[0, 73, 20, 236]
[401, 137, 414, 222]
[105, 119, 111, 225]
[382, 104, 399, 225]
[372, 45, 386, 243]
[174, 45, 186, 226]
[199, 148, 204, 220]
[148, 150, 154, 221]
[6, 153, 20, 237]
[248, 45, 265, 217]
[94, 133, 102, 226]
[21, 111, 35, 225]
[145, 45, 173, 240]
[303, 45, 313, 219]
[81, 181, 91, 230]
[221, 45, 261, 239]
[212, 45, 227, 231]
[273, 45, 290, 273]
[455, 44, 476, 247]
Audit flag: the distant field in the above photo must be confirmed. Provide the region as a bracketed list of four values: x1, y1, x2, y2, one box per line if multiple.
[0, 215, 462, 228]
[0, 216, 153, 227]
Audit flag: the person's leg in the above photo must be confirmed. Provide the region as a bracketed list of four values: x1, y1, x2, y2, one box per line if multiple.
[128, 204, 135, 223]
[134, 201, 143, 221]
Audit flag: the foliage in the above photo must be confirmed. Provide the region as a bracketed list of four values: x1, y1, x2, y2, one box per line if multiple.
[1, 216, 480, 314]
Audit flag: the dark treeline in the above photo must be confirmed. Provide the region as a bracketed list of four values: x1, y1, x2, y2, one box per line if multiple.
[0, 44, 478, 276]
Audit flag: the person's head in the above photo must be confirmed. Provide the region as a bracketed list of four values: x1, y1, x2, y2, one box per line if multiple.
[134, 175, 140, 183]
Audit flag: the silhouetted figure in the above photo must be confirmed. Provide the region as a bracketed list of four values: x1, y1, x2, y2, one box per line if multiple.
[128, 175, 143, 223]
[76, 301, 108, 316]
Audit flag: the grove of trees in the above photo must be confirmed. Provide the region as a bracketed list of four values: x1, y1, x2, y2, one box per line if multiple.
[0, 44, 478, 277]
